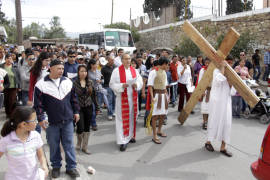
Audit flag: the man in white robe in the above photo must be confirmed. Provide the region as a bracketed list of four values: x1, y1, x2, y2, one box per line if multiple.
[109, 53, 143, 151]
[205, 57, 234, 157]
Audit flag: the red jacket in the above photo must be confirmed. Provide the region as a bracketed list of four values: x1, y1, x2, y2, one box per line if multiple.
[170, 62, 178, 82]
[28, 71, 38, 102]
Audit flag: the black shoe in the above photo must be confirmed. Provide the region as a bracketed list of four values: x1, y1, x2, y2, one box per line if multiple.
[120, 144, 127, 151]
[92, 126, 98, 131]
[66, 169, 80, 178]
[129, 138, 136, 143]
[191, 111, 195, 114]
[51, 168, 61, 178]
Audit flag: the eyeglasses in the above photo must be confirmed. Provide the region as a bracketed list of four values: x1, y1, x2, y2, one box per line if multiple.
[28, 58, 36, 61]
[26, 119, 38, 123]
[69, 56, 76, 58]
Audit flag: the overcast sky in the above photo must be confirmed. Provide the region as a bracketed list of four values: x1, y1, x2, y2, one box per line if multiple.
[2, 0, 263, 33]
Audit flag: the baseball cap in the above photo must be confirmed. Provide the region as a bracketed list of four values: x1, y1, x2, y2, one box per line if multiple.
[50, 59, 64, 67]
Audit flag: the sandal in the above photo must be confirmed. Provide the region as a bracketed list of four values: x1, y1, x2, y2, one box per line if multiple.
[152, 138, 162, 144]
[220, 149, 233, 157]
[205, 143, 214, 152]
[202, 123, 207, 130]
[157, 132, 167, 138]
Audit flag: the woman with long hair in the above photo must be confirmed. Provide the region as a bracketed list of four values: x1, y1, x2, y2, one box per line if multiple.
[73, 65, 99, 154]
[0, 54, 20, 118]
[87, 59, 109, 130]
[28, 52, 50, 105]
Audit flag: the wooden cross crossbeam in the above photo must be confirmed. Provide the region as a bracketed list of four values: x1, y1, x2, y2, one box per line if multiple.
[178, 21, 260, 124]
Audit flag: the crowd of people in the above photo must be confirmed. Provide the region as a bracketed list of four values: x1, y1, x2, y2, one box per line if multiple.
[0, 44, 269, 179]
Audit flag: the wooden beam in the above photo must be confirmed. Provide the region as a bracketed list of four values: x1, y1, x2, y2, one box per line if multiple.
[178, 21, 259, 124]
[178, 26, 240, 124]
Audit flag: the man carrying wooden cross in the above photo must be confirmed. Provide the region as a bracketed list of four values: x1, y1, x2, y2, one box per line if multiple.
[205, 56, 234, 157]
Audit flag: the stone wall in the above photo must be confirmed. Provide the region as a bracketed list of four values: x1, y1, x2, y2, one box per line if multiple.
[135, 8, 270, 56]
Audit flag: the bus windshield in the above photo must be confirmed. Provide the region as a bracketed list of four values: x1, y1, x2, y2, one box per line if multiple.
[105, 31, 134, 47]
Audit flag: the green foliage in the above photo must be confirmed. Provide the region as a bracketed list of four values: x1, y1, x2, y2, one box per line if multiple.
[44, 16, 66, 39]
[23, 22, 46, 40]
[143, 0, 193, 20]
[104, 22, 130, 30]
[174, 36, 201, 57]
[3, 19, 17, 44]
[226, 0, 253, 15]
[104, 22, 140, 43]
[216, 30, 255, 59]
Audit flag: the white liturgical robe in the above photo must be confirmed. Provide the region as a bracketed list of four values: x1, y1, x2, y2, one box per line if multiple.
[109, 66, 143, 144]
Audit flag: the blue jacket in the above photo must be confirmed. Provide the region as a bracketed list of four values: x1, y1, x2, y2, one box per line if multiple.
[33, 75, 80, 125]
[63, 61, 79, 80]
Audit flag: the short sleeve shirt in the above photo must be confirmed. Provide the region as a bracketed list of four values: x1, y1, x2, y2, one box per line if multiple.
[0, 131, 43, 180]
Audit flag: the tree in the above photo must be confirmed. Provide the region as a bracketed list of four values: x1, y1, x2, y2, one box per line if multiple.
[143, 0, 193, 20]
[174, 36, 201, 57]
[23, 22, 46, 40]
[104, 22, 140, 43]
[216, 30, 255, 59]
[226, 0, 253, 15]
[3, 19, 17, 44]
[44, 16, 66, 39]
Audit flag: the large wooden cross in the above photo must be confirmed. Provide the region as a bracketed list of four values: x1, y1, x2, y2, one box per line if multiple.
[178, 21, 260, 124]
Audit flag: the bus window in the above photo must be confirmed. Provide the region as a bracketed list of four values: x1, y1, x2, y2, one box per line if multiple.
[105, 31, 120, 46]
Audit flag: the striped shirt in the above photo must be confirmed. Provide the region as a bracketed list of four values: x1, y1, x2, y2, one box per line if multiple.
[0, 131, 43, 180]
[264, 51, 270, 65]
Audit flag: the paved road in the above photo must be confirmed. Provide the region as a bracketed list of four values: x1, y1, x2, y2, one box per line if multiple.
[0, 104, 267, 180]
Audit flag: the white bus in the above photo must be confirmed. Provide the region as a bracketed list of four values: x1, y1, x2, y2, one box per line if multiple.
[78, 29, 136, 54]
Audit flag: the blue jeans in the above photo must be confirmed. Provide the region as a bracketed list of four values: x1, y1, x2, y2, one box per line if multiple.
[241, 97, 247, 112]
[171, 83, 178, 104]
[253, 65, 261, 81]
[232, 96, 242, 117]
[97, 91, 109, 109]
[91, 103, 97, 127]
[46, 121, 76, 170]
[263, 64, 270, 81]
[105, 87, 115, 116]
[21, 90, 29, 106]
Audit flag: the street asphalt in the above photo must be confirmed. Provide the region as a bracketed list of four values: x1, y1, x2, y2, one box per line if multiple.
[0, 103, 267, 180]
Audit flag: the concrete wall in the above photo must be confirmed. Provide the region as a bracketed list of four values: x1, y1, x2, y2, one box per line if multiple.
[135, 8, 270, 55]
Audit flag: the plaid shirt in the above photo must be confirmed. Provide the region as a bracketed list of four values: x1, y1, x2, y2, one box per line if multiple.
[264, 51, 270, 65]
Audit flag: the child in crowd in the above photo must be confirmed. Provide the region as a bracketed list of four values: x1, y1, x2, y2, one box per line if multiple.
[0, 106, 49, 180]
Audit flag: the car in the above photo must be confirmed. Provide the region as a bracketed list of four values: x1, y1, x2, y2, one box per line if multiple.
[251, 124, 270, 180]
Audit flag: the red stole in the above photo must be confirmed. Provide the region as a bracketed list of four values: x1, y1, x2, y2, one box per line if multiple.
[195, 66, 207, 88]
[119, 65, 138, 138]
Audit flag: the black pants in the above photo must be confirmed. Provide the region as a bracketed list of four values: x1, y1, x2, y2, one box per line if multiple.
[4, 88, 17, 117]
[76, 106, 93, 134]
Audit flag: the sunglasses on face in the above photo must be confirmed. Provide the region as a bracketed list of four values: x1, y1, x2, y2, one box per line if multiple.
[28, 58, 36, 61]
[69, 56, 76, 58]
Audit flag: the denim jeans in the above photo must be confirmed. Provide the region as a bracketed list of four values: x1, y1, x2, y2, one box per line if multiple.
[232, 96, 242, 117]
[0, 93, 4, 109]
[97, 91, 109, 109]
[46, 121, 77, 170]
[253, 65, 261, 81]
[105, 87, 115, 116]
[91, 103, 97, 127]
[171, 83, 178, 104]
[21, 90, 29, 106]
[263, 64, 270, 81]
[241, 97, 247, 112]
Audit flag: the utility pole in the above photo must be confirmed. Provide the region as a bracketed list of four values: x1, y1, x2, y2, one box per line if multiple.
[220, 0, 223, 16]
[15, 0, 23, 45]
[218, 0, 220, 16]
[111, 0, 114, 24]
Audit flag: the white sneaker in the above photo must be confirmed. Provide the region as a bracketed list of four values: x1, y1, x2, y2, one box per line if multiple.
[108, 116, 113, 120]
[113, 113, 116, 117]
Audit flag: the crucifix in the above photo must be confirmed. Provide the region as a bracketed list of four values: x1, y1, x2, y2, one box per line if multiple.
[178, 21, 260, 124]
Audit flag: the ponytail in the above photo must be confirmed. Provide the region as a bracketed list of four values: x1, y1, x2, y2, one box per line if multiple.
[1, 119, 16, 137]
[0, 106, 36, 137]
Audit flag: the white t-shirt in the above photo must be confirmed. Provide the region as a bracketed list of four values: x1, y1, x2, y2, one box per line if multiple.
[52, 78, 61, 88]
[114, 56, 122, 67]
[177, 64, 192, 85]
